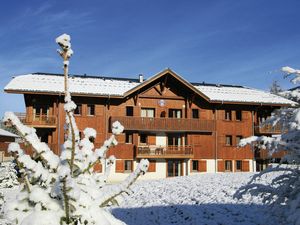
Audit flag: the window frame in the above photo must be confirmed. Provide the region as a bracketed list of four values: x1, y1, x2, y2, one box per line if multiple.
[74, 104, 82, 115]
[225, 135, 233, 146]
[140, 133, 148, 144]
[124, 160, 133, 172]
[192, 109, 199, 119]
[225, 110, 232, 121]
[87, 104, 95, 116]
[192, 160, 199, 171]
[225, 160, 232, 171]
[125, 132, 133, 144]
[236, 135, 243, 146]
[236, 110, 242, 121]
[141, 108, 155, 118]
[236, 160, 242, 171]
[126, 106, 134, 116]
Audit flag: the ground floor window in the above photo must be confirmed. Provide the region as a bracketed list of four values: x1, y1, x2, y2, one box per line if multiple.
[225, 160, 232, 171]
[236, 160, 242, 171]
[167, 160, 182, 177]
[192, 160, 199, 171]
[124, 160, 133, 172]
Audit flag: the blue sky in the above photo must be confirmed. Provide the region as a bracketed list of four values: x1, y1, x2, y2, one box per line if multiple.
[1, 0, 300, 117]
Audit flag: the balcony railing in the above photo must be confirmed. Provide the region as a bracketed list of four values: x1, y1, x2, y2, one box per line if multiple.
[15, 113, 57, 128]
[110, 116, 215, 132]
[254, 123, 281, 134]
[136, 145, 193, 158]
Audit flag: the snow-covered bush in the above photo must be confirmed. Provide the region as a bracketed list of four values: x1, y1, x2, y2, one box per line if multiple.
[0, 162, 19, 188]
[237, 65, 300, 225]
[2, 34, 149, 225]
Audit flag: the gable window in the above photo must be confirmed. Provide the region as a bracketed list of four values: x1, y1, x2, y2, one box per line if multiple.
[236, 110, 242, 121]
[169, 109, 182, 118]
[126, 106, 134, 116]
[225, 135, 232, 146]
[236, 160, 242, 171]
[74, 104, 82, 115]
[141, 108, 155, 118]
[125, 132, 133, 144]
[87, 104, 95, 116]
[192, 160, 199, 171]
[225, 160, 232, 171]
[236, 135, 243, 146]
[192, 109, 199, 119]
[124, 160, 133, 172]
[225, 110, 232, 120]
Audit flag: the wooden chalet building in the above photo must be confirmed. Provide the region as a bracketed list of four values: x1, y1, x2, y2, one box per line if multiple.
[4, 69, 294, 181]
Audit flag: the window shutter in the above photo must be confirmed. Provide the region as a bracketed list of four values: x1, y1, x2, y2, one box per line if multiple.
[190, 160, 193, 172]
[115, 160, 124, 173]
[199, 160, 207, 172]
[242, 160, 249, 172]
[218, 160, 225, 172]
[148, 161, 156, 172]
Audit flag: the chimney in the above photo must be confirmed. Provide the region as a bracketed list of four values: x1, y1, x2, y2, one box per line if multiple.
[139, 74, 144, 83]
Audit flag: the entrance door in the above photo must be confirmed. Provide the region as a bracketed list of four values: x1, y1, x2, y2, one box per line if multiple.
[167, 160, 182, 177]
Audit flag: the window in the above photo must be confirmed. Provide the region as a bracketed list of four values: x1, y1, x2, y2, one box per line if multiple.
[168, 133, 182, 146]
[225, 110, 232, 121]
[236, 135, 243, 146]
[192, 160, 199, 171]
[140, 134, 147, 144]
[74, 104, 82, 115]
[124, 160, 133, 172]
[236, 160, 242, 171]
[126, 106, 133, 116]
[225, 135, 232, 146]
[225, 160, 232, 171]
[87, 104, 95, 116]
[125, 132, 133, 144]
[236, 110, 242, 121]
[192, 109, 199, 118]
[141, 108, 155, 117]
[169, 109, 182, 118]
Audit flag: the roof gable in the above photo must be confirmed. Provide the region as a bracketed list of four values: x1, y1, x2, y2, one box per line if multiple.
[124, 68, 210, 101]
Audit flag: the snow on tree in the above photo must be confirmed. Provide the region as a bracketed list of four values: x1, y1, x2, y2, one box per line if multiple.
[237, 65, 300, 225]
[0, 161, 19, 189]
[2, 34, 149, 225]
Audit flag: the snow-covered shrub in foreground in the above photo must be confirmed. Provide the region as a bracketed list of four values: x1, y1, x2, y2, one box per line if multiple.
[2, 34, 149, 225]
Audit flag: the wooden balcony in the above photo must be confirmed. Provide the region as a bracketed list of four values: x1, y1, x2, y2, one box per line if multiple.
[254, 123, 281, 135]
[15, 113, 57, 128]
[110, 116, 215, 132]
[136, 145, 193, 158]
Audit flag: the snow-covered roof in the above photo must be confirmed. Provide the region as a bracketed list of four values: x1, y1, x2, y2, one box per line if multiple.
[194, 84, 296, 105]
[0, 128, 18, 138]
[4, 72, 296, 106]
[5, 73, 140, 97]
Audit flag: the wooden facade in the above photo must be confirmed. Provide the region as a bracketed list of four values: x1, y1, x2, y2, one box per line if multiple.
[6, 69, 290, 178]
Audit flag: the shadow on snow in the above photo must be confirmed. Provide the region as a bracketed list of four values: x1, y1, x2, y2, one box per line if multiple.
[112, 203, 281, 225]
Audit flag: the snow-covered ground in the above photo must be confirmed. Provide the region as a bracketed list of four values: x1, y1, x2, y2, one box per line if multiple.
[1, 172, 290, 225]
[111, 173, 285, 225]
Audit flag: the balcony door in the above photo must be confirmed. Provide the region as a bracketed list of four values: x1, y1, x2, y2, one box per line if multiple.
[167, 160, 182, 177]
[169, 109, 182, 118]
[33, 105, 49, 121]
